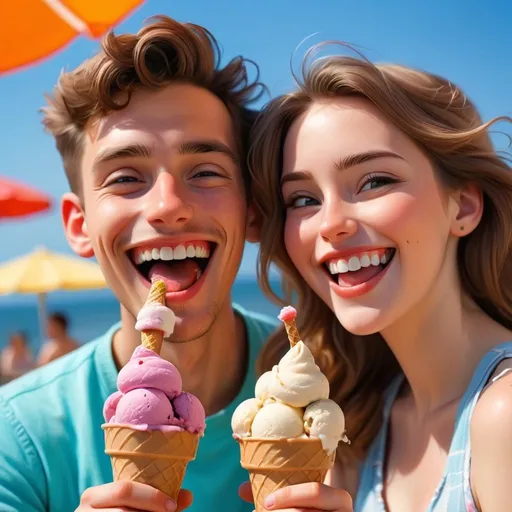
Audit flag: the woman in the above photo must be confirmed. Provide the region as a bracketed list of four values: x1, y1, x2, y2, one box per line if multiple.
[0, 331, 34, 383]
[243, 49, 512, 511]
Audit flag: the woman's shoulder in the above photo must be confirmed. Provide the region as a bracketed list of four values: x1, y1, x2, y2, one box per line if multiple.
[470, 367, 512, 510]
[471, 363, 512, 439]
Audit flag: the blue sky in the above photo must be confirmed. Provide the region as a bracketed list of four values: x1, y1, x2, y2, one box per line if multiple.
[0, 0, 510, 276]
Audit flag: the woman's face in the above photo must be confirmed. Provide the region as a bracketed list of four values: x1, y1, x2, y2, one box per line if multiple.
[281, 97, 466, 336]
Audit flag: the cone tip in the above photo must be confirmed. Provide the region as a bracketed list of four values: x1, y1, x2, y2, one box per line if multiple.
[278, 306, 297, 323]
[147, 279, 167, 303]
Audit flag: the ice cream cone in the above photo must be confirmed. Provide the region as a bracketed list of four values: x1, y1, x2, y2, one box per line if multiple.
[278, 306, 301, 347]
[103, 424, 199, 501]
[141, 280, 167, 354]
[284, 320, 300, 348]
[238, 437, 335, 512]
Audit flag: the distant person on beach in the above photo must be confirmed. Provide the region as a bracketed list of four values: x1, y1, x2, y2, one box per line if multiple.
[36, 312, 79, 367]
[0, 331, 33, 383]
[0, 15, 275, 512]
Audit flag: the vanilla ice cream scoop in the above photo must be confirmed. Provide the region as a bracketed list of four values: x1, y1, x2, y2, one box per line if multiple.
[231, 398, 261, 437]
[304, 399, 349, 455]
[268, 340, 329, 408]
[251, 402, 304, 439]
[255, 369, 277, 404]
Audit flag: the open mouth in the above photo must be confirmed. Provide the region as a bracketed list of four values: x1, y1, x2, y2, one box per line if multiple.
[324, 248, 396, 288]
[129, 241, 216, 293]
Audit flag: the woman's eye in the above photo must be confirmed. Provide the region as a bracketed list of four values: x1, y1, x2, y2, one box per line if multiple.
[360, 175, 397, 192]
[288, 196, 319, 209]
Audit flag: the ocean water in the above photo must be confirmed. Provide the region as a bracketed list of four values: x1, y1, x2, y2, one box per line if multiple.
[0, 277, 282, 352]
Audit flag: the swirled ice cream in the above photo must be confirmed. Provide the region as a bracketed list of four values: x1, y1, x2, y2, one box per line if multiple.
[231, 306, 348, 455]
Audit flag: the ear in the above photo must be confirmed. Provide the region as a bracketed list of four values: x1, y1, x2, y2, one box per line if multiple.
[450, 183, 483, 237]
[61, 193, 94, 258]
[245, 202, 261, 243]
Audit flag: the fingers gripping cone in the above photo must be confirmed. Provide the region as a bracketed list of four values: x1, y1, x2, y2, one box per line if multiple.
[278, 306, 300, 347]
[141, 279, 167, 354]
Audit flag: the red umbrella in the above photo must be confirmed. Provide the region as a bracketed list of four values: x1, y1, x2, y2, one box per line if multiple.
[0, 176, 52, 219]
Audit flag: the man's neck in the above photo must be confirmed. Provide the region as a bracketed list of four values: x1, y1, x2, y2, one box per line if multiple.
[112, 301, 248, 416]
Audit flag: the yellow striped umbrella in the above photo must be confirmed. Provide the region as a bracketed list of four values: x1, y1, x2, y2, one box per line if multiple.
[0, 247, 107, 338]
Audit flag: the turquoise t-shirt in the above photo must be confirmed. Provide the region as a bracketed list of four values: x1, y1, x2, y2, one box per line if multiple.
[0, 304, 277, 511]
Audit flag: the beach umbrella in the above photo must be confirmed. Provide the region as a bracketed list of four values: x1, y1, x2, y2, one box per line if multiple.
[0, 247, 107, 340]
[0, 176, 52, 219]
[0, 0, 145, 75]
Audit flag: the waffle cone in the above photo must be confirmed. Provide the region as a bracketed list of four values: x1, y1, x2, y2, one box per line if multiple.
[141, 280, 167, 354]
[103, 424, 199, 501]
[238, 437, 335, 512]
[284, 320, 300, 347]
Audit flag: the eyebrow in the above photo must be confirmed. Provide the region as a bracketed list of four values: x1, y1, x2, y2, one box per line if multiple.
[281, 150, 405, 186]
[93, 139, 239, 169]
[281, 170, 314, 186]
[334, 150, 404, 172]
[93, 144, 151, 167]
[178, 140, 239, 166]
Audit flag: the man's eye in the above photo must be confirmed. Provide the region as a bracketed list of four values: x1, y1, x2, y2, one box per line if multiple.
[192, 170, 222, 178]
[113, 176, 138, 184]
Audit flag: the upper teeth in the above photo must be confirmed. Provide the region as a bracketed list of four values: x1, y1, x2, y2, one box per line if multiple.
[328, 251, 390, 274]
[134, 245, 210, 265]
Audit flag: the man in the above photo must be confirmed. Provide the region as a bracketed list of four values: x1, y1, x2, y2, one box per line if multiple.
[37, 312, 79, 366]
[0, 16, 275, 512]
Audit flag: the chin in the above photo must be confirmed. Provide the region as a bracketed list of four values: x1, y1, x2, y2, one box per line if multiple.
[331, 304, 391, 337]
[167, 306, 217, 343]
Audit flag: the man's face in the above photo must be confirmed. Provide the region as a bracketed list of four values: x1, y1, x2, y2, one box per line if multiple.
[46, 318, 61, 340]
[63, 84, 255, 342]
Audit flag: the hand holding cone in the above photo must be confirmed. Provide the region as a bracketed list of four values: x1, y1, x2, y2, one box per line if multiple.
[278, 306, 300, 347]
[140, 279, 167, 354]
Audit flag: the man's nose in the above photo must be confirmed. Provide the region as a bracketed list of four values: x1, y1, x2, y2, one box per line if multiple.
[144, 173, 193, 227]
[319, 199, 358, 242]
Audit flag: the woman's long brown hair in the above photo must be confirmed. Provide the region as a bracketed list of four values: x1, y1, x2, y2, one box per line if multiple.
[249, 51, 512, 463]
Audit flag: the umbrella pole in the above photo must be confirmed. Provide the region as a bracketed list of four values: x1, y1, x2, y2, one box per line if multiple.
[37, 293, 48, 344]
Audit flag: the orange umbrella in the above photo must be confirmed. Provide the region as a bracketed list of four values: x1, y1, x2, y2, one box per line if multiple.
[0, 176, 52, 219]
[0, 0, 145, 75]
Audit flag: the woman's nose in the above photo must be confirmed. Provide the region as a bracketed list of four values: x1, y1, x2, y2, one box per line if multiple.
[319, 200, 358, 242]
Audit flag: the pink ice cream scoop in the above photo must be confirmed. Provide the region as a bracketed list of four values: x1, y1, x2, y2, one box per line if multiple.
[115, 388, 175, 426]
[104, 346, 206, 434]
[103, 299, 206, 435]
[278, 305, 297, 322]
[103, 391, 123, 423]
[172, 392, 206, 434]
[117, 346, 182, 398]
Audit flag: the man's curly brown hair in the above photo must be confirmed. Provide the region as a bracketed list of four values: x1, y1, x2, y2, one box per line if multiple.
[41, 15, 266, 197]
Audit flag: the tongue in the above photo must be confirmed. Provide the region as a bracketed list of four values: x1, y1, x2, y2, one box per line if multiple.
[337, 265, 383, 287]
[148, 260, 201, 292]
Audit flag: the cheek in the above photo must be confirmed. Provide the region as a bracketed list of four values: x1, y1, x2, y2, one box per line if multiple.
[363, 188, 447, 242]
[97, 199, 133, 232]
[284, 215, 316, 270]
[211, 192, 247, 233]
